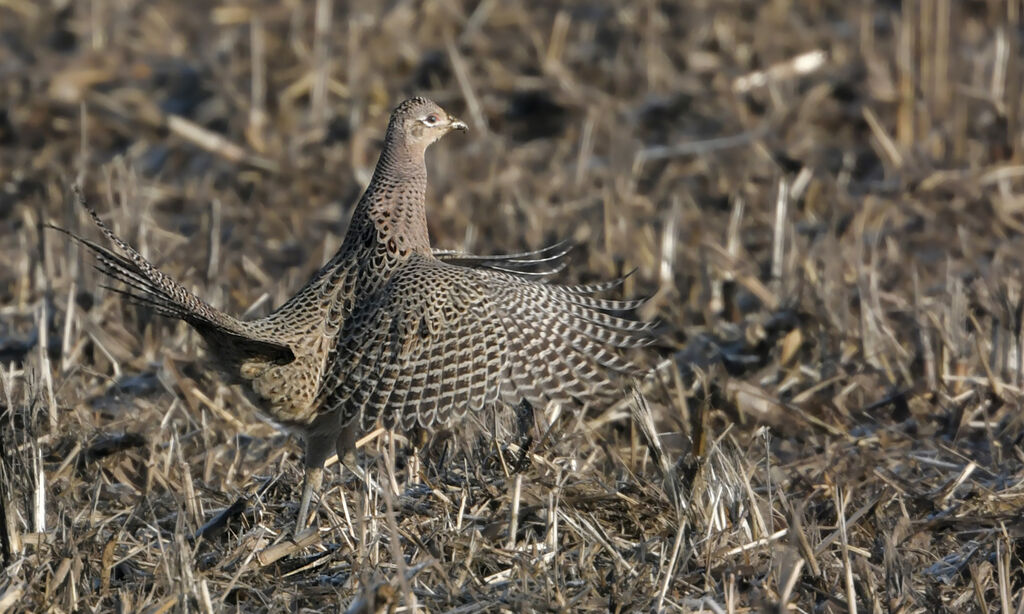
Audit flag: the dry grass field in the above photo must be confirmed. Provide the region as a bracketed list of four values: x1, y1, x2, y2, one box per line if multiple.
[3, 0, 1024, 611]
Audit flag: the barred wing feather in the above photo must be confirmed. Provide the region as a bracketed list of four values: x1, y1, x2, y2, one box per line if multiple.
[315, 255, 652, 432]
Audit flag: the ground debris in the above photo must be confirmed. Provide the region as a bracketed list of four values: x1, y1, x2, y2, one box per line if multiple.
[3, 1, 1024, 612]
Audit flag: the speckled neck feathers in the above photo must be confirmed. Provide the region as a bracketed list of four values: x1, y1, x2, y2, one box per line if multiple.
[346, 116, 432, 262]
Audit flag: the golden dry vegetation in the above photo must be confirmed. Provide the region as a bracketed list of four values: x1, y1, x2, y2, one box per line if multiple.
[2, 0, 1024, 612]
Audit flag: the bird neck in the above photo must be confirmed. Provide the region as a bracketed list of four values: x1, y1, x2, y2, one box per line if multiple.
[347, 140, 431, 259]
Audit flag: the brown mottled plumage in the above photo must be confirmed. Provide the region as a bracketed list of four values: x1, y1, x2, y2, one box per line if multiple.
[62, 97, 654, 530]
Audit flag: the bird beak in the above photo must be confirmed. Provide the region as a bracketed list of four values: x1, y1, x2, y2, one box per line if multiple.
[448, 116, 468, 132]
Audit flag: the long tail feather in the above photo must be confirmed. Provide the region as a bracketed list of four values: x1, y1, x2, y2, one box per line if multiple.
[49, 185, 294, 364]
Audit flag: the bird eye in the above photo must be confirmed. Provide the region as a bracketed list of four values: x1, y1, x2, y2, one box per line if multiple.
[424, 114, 439, 125]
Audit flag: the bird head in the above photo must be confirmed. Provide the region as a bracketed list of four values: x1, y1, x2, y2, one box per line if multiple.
[386, 97, 467, 151]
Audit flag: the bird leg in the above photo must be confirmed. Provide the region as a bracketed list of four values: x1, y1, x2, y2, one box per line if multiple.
[335, 423, 359, 480]
[295, 467, 322, 536]
[295, 433, 335, 534]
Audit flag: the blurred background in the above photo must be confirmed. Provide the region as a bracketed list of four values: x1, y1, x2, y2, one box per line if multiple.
[2, 1, 1023, 325]
[3, 0, 1024, 611]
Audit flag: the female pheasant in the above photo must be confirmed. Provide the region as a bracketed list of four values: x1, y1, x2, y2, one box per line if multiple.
[65, 97, 654, 530]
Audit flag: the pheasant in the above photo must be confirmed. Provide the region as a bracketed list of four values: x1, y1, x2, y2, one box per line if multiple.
[62, 97, 654, 530]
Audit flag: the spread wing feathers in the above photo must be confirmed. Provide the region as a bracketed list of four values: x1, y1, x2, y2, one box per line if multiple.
[315, 256, 650, 431]
[432, 240, 573, 277]
[54, 187, 294, 364]
[434, 242, 649, 309]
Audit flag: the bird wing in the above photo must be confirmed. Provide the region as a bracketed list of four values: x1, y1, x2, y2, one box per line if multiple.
[315, 255, 654, 432]
[431, 239, 574, 277]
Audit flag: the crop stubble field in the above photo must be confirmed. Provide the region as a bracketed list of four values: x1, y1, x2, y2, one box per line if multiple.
[2, 0, 1024, 612]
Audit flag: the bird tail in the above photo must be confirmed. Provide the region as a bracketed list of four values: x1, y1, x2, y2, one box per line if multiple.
[51, 185, 293, 364]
